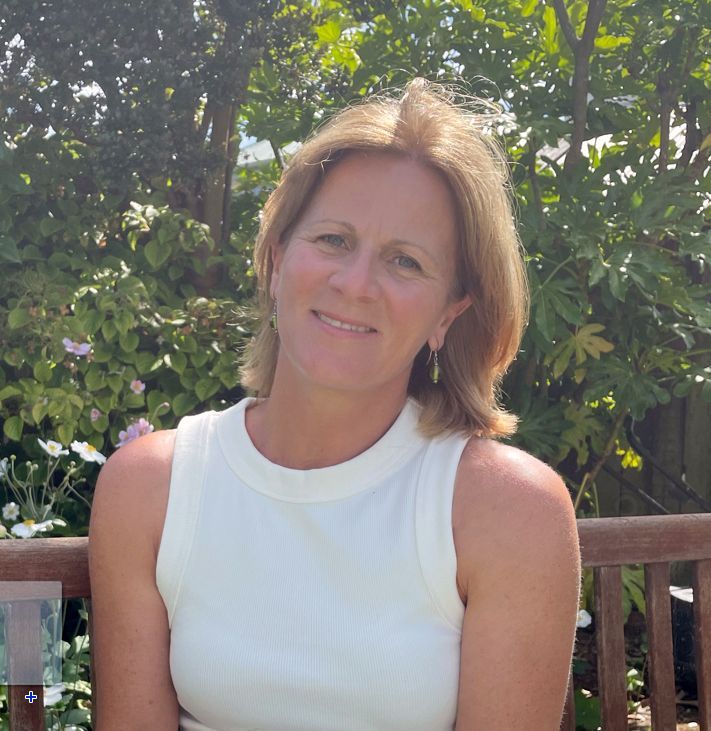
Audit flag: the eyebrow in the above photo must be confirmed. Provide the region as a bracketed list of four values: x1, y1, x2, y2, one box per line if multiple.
[309, 218, 438, 265]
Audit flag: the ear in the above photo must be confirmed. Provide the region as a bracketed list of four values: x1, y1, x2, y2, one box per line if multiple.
[429, 294, 472, 350]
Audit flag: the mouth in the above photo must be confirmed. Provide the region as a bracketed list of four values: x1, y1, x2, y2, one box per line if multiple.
[312, 310, 378, 334]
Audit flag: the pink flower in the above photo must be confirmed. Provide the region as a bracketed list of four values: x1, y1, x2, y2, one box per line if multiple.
[117, 418, 154, 448]
[90, 408, 102, 422]
[130, 379, 146, 395]
[62, 338, 91, 356]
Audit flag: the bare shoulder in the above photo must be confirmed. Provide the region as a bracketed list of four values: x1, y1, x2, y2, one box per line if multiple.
[453, 436, 573, 518]
[88, 429, 181, 728]
[92, 429, 177, 560]
[452, 438, 582, 729]
[452, 436, 579, 603]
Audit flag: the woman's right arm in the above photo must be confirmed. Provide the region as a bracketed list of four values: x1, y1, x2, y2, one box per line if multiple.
[88, 430, 180, 731]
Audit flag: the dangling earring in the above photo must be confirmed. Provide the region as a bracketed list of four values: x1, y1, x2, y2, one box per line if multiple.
[270, 300, 278, 333]
[427, 347, 440, 384]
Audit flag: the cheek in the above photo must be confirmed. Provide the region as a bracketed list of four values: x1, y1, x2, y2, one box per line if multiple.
[276, 247, 322, 292]
[389, 288, 445, 332]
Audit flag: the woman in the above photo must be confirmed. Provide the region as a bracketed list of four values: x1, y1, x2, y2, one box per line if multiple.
[89, 79, 581, 730]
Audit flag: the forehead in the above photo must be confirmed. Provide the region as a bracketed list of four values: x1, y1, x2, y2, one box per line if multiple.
[300, 152, 459, 248]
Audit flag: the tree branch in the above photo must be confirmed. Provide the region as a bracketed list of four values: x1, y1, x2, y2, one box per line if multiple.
[578, 0, 607, 55]
[573, 407, 629, 512]
[561, 0, 608, 174]
[681, 28, 700, 80]
[203, 101, 232, 250]
[657, 28, 687, 174]
[197, 98, 214, 143]
[658, 74, 672, 173]
[661, 28, 699, 173]
[688, 143, 711, 178]
[220, 103, 239, 248]
[551, 0, 578, 51]
[269, 139, 284, 171]
[528, 139, 545, 230]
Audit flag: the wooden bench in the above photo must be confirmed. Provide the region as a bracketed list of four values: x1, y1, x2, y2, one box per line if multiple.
[0, 538, 91, 730]
[1, 515, 711, 730]
[560, 514, 711, 731]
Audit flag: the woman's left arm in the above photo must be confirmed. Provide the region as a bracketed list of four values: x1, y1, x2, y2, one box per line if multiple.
[453, 442, 582, 731]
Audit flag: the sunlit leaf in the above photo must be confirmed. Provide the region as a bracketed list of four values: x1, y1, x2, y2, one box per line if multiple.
[595, 35, 631, 50]
[542, 6, 559, 55]
[521, 0, 537, 18]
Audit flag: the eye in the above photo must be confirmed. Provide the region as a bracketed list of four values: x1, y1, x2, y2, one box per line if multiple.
[394, 254, 421, 271]
[319, 233, 346, 248]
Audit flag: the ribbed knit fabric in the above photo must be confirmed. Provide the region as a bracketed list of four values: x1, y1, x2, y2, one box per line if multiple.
[156, 396, 469, 731]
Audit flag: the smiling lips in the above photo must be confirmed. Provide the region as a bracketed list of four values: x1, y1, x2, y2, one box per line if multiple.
[313, 310, 377, 333]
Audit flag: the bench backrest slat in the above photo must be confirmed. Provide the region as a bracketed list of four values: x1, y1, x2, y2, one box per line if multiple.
[578, 514, 711, 565]
[5, 600, 44, 728]
[644, 561, 677, 729]
[0, 537, 89, 595]
[693, 559, 711, 727]
[593, 565, 628, 730]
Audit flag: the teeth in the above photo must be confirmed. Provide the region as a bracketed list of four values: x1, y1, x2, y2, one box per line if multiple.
[317, 312, 374, 333]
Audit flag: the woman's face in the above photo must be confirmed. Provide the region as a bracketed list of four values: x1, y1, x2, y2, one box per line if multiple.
[270, 151, 471, 396]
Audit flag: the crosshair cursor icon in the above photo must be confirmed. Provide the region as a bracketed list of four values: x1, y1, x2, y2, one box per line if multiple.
[25, 691, 38, 703]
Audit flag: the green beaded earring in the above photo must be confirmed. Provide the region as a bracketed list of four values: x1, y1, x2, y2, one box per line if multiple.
[428, 348, 440, 384]
[270, 300, 278, 333]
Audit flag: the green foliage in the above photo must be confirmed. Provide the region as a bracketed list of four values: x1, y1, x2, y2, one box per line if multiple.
[0, 133, 252, 465]
[0, 0, 278, 195]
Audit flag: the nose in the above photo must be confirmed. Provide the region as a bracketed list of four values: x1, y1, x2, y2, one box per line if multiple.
[328, 246, 381, 301]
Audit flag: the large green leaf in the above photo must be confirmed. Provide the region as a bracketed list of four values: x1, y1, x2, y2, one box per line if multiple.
[173, 392, 198, 417]
[3, 415, 23, 441]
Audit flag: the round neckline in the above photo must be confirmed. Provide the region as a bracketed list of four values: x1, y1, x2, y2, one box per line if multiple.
[215, 396, 426, 502]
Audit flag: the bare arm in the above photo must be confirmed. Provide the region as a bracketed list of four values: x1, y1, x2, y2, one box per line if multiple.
[88, 430, 180, 730]
[453, 441, 581, 730]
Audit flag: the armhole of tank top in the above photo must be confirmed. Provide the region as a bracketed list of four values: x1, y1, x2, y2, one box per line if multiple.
[414, 433, 470, 633]
[155, 409, 214, 629]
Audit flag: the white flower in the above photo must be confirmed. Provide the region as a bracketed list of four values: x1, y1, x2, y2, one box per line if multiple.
[38, 439, 69, 458]
[43, 682, 66, 707]
[129, 379, 146, 394]
[576, 609, 592, 628]
[11, 519, 56, 538]
[70, 440, 107, 464]
[0, 457, 8, 480]
[2, 502, 20, 521]
[0, 524, 7, 538]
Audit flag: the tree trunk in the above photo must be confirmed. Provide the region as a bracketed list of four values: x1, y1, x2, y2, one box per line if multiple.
[552, 0, 607, 175]
[190, 102, 235, 293]
[683, 337, 711, 511]
[204, 103, 233, 247]
[650, 397, 686, 508]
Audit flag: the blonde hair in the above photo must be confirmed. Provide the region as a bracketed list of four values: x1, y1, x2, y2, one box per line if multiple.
[238, 78, 529, 439]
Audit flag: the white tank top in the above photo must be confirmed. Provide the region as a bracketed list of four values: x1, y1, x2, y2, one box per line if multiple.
[156, 396, 470, 731]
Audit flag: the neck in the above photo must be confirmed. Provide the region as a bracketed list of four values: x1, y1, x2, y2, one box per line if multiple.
[245, 370, 410, 470]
